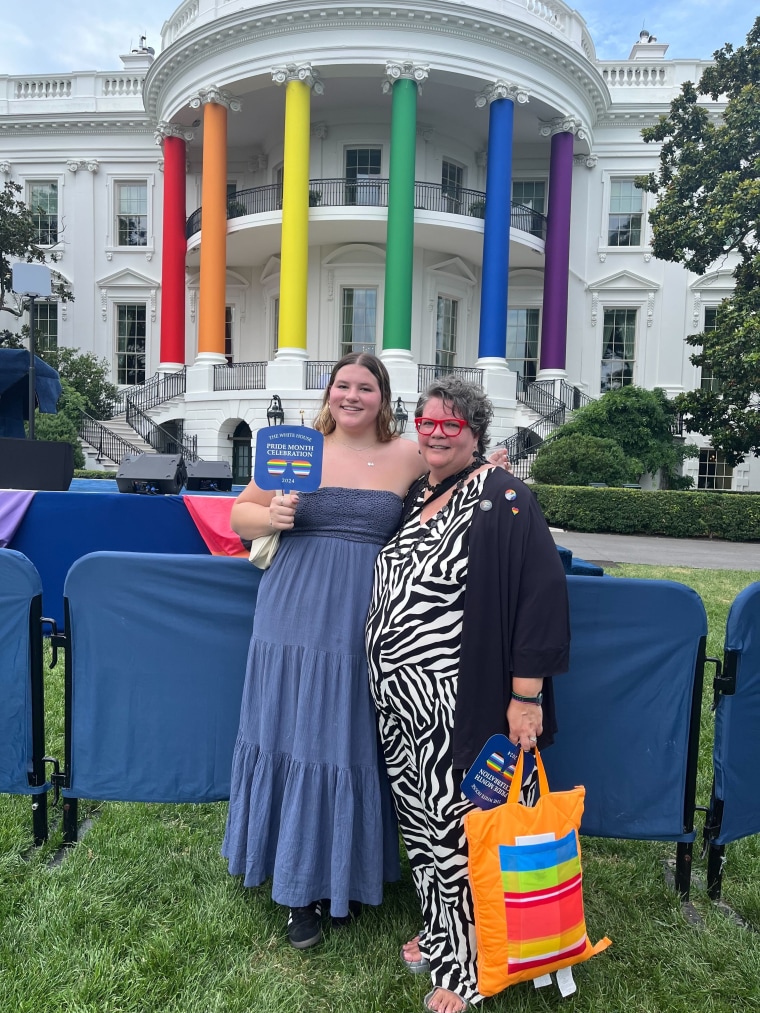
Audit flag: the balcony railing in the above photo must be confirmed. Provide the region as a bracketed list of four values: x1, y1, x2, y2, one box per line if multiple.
[186, 180, 547, 240]
[306, 361, 337, 390]
[213, 361, 267, 391]
[417, 364, 485, 391]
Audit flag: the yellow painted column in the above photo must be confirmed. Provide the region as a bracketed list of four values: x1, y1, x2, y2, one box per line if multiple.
[198, 100, 228, 359]
[278, 78, 311, 352]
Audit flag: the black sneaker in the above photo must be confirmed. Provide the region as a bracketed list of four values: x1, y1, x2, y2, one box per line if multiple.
[287, 902, 323, 949]
[331, 899, 363, 928]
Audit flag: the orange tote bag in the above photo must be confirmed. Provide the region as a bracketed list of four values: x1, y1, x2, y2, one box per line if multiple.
[464, 748, 610, 996]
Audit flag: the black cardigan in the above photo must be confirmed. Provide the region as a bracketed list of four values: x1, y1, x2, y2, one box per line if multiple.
[450, 468, 570, 768]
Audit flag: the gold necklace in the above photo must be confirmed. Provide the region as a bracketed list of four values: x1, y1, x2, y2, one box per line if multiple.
[331, 436, 379, 466]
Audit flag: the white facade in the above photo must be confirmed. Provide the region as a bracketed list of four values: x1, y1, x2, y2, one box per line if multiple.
[1, 0, 754, 490]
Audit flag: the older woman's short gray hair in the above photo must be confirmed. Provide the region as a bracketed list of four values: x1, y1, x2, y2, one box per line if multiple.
[416, 376, 494, 455]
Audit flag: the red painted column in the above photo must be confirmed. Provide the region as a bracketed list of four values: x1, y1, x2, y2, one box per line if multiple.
[159, 134, 187, 368]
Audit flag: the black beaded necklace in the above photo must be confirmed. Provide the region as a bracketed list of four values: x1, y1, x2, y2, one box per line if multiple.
[420, 456, 486, 502]
[396, 454, 487, 547]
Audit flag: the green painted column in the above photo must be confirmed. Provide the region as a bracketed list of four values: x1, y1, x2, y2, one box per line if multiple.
[383, 72, 423, 352]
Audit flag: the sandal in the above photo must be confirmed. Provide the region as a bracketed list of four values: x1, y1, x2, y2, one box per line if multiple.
[401, 933, 430, 975]
[423, 989, 471, 1013]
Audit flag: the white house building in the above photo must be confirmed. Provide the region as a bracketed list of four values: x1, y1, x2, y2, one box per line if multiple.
[1, 0, 753, 490]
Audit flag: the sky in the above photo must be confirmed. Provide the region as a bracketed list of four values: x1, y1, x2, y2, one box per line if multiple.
[0, 0, 756, 75]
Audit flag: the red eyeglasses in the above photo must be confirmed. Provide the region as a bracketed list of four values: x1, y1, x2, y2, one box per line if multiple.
[414, 417, 469, 437]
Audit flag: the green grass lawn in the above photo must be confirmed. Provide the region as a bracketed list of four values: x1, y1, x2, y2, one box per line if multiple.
[1, 566, 759, 1013]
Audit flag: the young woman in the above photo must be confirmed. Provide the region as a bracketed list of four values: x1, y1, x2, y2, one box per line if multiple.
[222, 352, 423, 949]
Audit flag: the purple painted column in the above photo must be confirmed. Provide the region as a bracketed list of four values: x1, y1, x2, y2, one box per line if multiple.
[540, 130, 574, 371]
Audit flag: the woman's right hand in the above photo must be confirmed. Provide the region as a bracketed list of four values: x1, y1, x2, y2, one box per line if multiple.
[269, 492, 299, 530]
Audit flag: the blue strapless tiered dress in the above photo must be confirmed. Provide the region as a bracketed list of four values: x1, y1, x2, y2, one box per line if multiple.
[222, 487, 402, 917]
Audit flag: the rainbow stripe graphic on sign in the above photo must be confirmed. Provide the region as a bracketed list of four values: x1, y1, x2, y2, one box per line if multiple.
[267, 458, 288, 476]
[499, 829, 587, 974]
[486, 751, 515, 781]
[291, 459, 312, 478]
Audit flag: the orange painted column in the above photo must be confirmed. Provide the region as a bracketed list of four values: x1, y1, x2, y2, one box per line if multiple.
[197, 100, 228, 360]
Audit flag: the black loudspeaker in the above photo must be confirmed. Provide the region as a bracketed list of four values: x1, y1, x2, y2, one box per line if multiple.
[116, 453, 186, 495]
[185, 459, 233, 492]
[0, 437, 74, 491]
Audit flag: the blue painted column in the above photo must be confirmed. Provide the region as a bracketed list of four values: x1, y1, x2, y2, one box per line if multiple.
[477, 85, 519, 360]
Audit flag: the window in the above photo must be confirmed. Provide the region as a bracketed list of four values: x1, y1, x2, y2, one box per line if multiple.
[28, 182, 58, 245]
[512, 180, 546, 238]
[697, 448, 733, 490]
[116, 303, 146, 385]
[225, 306, 234, 364]
[341, 287, 376, 355]
[441, 160, 464, 213]
[607, 179, 643, 247]
[345, 148, 382, 205]
[601, 308, 636, 391]
[33, 302, 57, 352]
[506, 309, 540, 382]
[700, 306, 721, 392]
[116, 182, 148, 246]
[436, 297, 458, 369]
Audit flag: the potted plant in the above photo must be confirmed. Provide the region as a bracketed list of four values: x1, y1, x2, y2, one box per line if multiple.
[469, 198, 486, 219]
[308, 189, 323, 206]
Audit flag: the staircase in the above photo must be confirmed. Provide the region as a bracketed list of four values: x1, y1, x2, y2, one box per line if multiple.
[78, 367, 198, 467]
[500, 377, 594, 481]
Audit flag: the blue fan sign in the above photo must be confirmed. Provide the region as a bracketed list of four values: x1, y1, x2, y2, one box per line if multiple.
[253, 425, 324, 493]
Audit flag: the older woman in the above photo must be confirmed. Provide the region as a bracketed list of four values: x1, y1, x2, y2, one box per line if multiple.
[366, 377, 570, 1013]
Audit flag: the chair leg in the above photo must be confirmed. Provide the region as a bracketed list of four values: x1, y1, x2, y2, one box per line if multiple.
[674, 841, 693, 900]
[62, 798, 78, 845]
[32, 794, 48, 846]
[706, 843, 725, 901]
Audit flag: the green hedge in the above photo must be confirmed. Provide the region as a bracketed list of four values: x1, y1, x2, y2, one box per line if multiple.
[73, 469, 118, 479]
[533, 485, 760, 542]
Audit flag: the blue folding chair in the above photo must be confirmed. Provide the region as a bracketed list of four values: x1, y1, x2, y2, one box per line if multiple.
[60, 552, 262, 842]
[704, 582, 760, 899]
[542, 575, 707, 898]
[0, 549, 51, 843]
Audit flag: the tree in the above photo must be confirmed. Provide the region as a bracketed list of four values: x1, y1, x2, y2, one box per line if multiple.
[531, 433, 641, 487]
[533, 386, 696, 487]
[33, 382, 86, 468]
[35, 347, 119, 466]
[0, 180, 72, 321]
[637, 19, 760, 463]
[40, 347, 118, 420]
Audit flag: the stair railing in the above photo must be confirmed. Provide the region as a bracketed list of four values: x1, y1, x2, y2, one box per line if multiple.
[125, 401, 199, 461]
[78, 412, 143, 466]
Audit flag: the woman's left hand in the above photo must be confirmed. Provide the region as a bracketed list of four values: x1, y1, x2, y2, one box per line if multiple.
[507, 698, 543, 752]
[487, 447, 511, 471]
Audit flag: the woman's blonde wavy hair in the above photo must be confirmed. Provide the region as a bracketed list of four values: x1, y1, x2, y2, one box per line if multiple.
[313, 352, 397, 442]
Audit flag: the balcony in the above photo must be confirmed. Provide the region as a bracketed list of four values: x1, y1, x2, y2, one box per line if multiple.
[185, 179, 547, 242]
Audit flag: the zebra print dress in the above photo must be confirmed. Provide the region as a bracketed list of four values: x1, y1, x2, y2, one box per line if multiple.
[366, 470, 489, 1006]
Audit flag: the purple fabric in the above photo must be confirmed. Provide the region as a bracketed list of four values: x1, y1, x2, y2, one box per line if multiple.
[0, 490, 36, 548]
